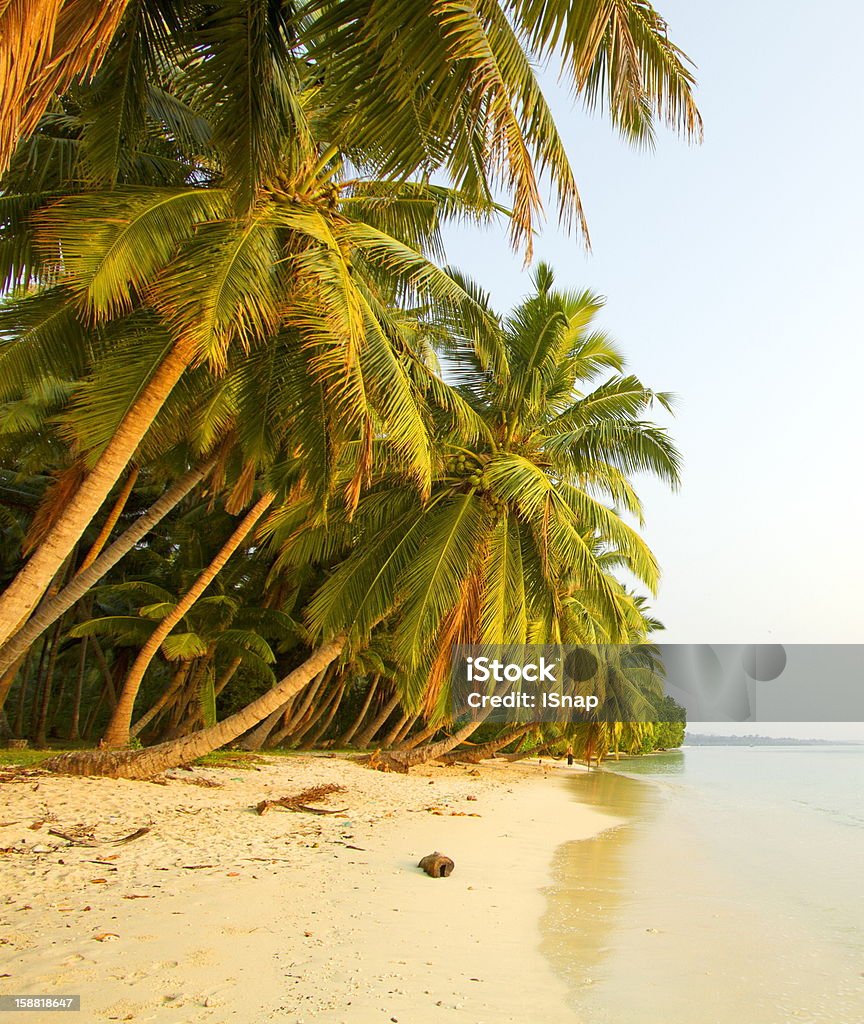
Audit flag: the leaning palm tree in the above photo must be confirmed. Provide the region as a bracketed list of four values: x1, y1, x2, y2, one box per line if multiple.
[42, 266, 679, 777]
[0, 0, 700, 647]
[281, 266, 681, 766]
[0, 151, 495, 647]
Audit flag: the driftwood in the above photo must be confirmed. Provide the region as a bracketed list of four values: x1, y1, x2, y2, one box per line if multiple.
[255, 783, 346, 816]
[47, 826, 151, 847]
[418, 851, 454, 877]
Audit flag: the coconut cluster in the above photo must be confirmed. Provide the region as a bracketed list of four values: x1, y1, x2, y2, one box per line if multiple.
[446, 453, 507, 515]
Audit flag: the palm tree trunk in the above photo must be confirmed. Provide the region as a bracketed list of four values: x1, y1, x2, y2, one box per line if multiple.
[0, 656, 23, 713]
[292, 675, 341, 749]
[82, 689, 105, 741]
[89, 637, 117, 710]
[299, 681, 345, 749]
[373, 685, 521, 769]
[129, 661, 192, 739]
[159, 658, 208, 739]
[27, 633, 52, 737]
[214, 655, 243, 696]
[390, 711, 420, 747]
[374, 716, 484, 769]
[281, 666, 331, 735]
[13, 647, 34, 736]
[438, 723, 536, 764]
[354, 689, 400, 749]
[0, 335, 197, 648]
[395, 719, 440, 751]
[0, 459, 214, 677]
[339, 674, 380, 746]
[68, 639, 88, 741]
[102, 491, 275, 748]
[48, 653, 70, 733]
[77, 468, 139, 571]
[34, 616, 65, 746]
[264, 712, 300, 750]
[42, 635, 346, 779]
[81, 647, 126, 739]
[380, 710, 411, 749]
[241, 700, 292, 751]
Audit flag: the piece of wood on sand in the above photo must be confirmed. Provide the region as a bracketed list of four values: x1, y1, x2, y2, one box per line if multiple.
[255, 783, 347, 816]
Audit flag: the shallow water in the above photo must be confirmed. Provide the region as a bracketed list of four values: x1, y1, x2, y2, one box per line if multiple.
[541, 746, 864, 1024]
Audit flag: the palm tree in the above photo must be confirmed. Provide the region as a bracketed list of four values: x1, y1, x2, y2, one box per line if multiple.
[0, 0, 700, 647]
[1, 0, 701, 180]
[67, 569, 295, 744]
[43, 632, 346, 778]
[0, 459, 216, 679]
[100, 489, 276, 746]
[37, 265, 679, 776]
[284, 265, 681, 765]
[0, 0, 131, 175]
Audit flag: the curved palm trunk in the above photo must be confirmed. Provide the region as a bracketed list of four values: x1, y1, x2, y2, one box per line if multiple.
[265, 712, 301, 750]
[380, 710, 412, 749]
[241, 699, 292, 751]
[299, 681, 345, 749]
[129, 661, 192, 739]
[279, 666, 331, 736]
[438, 723, 536, 764]
[102, 491, 275, 748]
[390, 711, 420, 747]
[354, 689, 400, 749]
[0, 459, 214, 678]
[394, 719, 439, 751]
[288, 673, 342, 745]
[339, 674, 380, 746]
[78, 468, 139, 571]
[238, 667, 323, 751]
[214, 655, 243, 696]
[43, 635, 346, 779]
[0, 336, 196, 648]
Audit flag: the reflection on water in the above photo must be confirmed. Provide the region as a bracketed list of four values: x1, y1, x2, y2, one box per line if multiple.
[541, 771, 662, 991]
[541, 749, 864, 1024]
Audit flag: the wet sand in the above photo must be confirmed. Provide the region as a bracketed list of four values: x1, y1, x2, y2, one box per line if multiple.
[542, 754, 864, 1024]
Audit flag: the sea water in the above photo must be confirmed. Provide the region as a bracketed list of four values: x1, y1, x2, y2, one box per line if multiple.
[541, 746, 864, 1024]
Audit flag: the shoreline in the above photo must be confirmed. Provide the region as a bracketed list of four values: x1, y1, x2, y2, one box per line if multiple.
[543, 748, 864, 1024]
[0, 755, 622, 1022]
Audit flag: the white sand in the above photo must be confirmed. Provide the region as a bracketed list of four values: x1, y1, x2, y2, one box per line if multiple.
[0, 755, 620, 1022]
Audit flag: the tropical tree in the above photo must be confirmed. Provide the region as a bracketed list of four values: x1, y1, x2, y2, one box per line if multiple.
[272, 265, 681, 766]
[38, 265, 680, 775]
[0, 0, 700, 648]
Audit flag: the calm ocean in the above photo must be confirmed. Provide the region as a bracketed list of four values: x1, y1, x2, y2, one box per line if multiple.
[541, 746, 864, 1024]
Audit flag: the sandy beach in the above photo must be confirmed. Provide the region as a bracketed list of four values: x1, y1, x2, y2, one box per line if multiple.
[0, 755, 620, 1023]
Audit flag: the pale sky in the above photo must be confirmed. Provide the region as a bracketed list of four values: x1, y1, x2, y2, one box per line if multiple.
[444, 0, 864, 651]
[442, 0, 864, 740]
